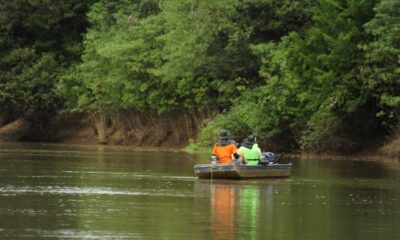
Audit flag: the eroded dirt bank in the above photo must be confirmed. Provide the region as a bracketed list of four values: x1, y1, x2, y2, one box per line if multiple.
[0, 113, 200, 148]
[1, 114, 399, 158]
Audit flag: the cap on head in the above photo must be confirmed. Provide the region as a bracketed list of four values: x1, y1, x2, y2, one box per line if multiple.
[247, 135, 256, 143]
[218, 130, 231, 140]
[241, 135, 256, 149]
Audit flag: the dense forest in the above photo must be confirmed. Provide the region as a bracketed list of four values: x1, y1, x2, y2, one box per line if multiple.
[0, 0, 399, 155]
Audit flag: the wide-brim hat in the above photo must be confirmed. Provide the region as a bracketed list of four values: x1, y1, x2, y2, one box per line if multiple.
[218, 130, 231, 140]
[247, 135, 256, 142]
[241, 137, 253, 148]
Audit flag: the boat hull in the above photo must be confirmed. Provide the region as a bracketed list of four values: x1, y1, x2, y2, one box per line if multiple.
[194, 163, 291, 179]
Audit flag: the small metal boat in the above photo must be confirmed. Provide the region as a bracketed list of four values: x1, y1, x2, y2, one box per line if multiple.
[194, 163, 292, 179]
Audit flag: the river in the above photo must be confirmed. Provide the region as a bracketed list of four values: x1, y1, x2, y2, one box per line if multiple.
[0, 143, 399, 239]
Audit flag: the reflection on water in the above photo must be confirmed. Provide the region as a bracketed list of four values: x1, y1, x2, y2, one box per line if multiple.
[194, 180, 290, 240]
[211, 183, 235, 240]
[211, 183, 263, 240]
[239, 185, 260, 240]
[0, 143, 400, 239]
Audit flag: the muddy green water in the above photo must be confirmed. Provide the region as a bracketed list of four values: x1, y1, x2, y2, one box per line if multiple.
[0, 143, 399, 239]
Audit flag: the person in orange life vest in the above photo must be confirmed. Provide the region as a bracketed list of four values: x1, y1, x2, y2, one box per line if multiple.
[211, 130, 240, 164]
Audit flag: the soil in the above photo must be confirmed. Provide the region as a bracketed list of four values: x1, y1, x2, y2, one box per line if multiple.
[0, 117, 94, 144]
[0, 118, 31, 141]
[0, 115, 189, 148]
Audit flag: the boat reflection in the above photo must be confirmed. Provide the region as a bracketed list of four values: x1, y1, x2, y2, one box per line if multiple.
[211, 183, 236, 240]
[195, 180, 286, 240]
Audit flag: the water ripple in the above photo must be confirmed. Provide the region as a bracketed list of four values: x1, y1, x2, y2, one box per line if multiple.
[0, 185, 193, 198]
[3, 229, 146, 239]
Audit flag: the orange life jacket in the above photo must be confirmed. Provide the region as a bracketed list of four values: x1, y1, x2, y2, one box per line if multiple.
[211, 143, 237, 164]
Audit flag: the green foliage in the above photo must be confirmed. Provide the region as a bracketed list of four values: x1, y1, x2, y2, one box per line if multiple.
[0, 49, 60, 120]
[252, 0, 378, 150]
[59, 0, 165, 113]
[363, 0, 400, 127]
[193, 87, 286, 149]
[0, 0, 93, 122]
[157, 0, 314, 111]
[2, 0, 398, 153]
[63, 0, 314, 116]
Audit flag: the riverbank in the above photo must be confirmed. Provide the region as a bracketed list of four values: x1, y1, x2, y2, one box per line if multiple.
[0, 117, 97, 145]
[1, 116, 399, 159]
[379, 135, 400, 159]
[0, 114, 198, 148]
